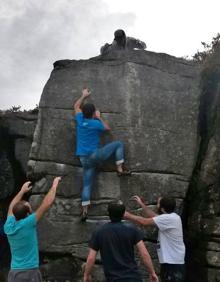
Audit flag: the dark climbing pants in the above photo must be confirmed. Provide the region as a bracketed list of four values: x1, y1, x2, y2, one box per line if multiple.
[160, 264, 185, 282]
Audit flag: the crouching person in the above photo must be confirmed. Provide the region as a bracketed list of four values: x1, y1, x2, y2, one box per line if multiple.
[4, 177, 61, 282]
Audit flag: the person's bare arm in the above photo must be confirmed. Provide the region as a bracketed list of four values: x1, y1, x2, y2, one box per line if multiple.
[132, 196, 157, 218]
[74, 88, 91, 114]
[135, 39, 146, 49]
[124, 211, 155, 226]
[83, 248, 97, 282]
[136, 241, 158, 282]
[127, 37, 147, 50]
[35, 177, 61, 222]
[7, 181, 32, 216]
[94, 110, 111, 130]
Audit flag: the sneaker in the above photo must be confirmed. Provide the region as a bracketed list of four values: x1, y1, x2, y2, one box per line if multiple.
[81, 212, 88, 222]
[117, 170, 132, 177]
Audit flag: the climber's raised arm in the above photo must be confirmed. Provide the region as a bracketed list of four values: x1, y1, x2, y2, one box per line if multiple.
[127, 37, 147, 50]
[74, 87, 91, 114]
[35, 177, 61, 222]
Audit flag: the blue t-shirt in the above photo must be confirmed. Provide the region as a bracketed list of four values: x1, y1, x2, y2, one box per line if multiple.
[75, 112, 105, 156]
[4, 213, 39, 270]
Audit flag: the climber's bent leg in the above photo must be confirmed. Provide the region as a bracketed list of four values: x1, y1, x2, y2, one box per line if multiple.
[93, 141, 130, 175]
[94, 141, 124, 165]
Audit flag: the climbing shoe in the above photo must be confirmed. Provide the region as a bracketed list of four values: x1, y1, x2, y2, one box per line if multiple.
[117, 170, 132, 177]
[81, 212, 88, 222]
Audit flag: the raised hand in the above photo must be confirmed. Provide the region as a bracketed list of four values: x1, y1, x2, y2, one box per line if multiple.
[82, 87, 91, 98]
[52, 177, 62, 188]
[131, 195, 145, 206]
[21, 181, 32, 194]
[95, 110, 101, 119]
[123, 211, 132, 219]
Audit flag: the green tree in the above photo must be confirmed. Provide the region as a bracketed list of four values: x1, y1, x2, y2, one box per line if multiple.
[193, 33, 220, 63]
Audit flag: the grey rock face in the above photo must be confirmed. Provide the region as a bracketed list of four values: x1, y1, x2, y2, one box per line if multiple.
[0, 153, 14, 199]
[40, 257, 82, 281]
[1, 112, 37, 138]
[186, 48, 220, 281]
[0, 112, 37, 198]
[28, 50, 200, 280]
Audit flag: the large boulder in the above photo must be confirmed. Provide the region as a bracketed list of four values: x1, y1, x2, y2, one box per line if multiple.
[28, 50, 200, 281]
[0, 111, 37, 198]
[0, 152, 14, 200]
[186, 48, 220, 282]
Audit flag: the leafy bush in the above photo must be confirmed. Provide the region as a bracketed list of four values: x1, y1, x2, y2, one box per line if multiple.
[193, 33, 220, 63]
[7, 106, 21, 112]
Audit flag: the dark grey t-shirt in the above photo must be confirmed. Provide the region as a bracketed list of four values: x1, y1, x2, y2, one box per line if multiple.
[89, 221, 143, 282]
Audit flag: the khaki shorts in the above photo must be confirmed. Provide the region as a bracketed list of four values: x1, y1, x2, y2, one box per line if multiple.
[8, 268, 42, 282]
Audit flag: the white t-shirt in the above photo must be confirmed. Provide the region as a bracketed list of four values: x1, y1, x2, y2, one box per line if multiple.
[153, 213, 185, 264]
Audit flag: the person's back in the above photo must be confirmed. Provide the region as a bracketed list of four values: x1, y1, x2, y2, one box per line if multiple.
[84, 202, 158, 282]
[4, 213, 38, 270]
[153, 212, 185, 264]
[4, 177, 61, 282]
[90, 221, 142, 281]
[75, 111, 105, 156]
[124, 196, 185, 282]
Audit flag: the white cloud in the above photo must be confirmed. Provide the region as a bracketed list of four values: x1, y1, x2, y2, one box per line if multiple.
[0, 0, 134, 109]
[0, 0, 219, 109]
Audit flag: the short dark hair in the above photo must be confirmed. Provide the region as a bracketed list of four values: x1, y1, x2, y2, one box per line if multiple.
[13, 201, 30, 220]
[108, 202, 125, 222]
[114, 29, 126, 47]
[114, 29, 126, 39]
[159, 197, 176, 213]
[82, 103, 96, 119]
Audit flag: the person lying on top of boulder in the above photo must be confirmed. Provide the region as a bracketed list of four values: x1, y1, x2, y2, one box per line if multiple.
[74, 87, 131, 222]
[100, 29, 146, 55]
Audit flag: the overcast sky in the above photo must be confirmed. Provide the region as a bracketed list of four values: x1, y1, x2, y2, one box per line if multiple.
[1, 0, 219, 110]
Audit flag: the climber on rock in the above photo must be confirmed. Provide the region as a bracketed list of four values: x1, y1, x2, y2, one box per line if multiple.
[100, 29, 146, 55]
[74, 87, 131, 221]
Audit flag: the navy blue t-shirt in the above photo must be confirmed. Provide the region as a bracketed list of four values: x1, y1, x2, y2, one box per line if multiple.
[75, 112, 105, 156]
[89, 221, 143, 281]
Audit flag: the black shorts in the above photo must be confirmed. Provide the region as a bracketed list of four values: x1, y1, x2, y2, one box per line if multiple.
[160, 264, 185, 282]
